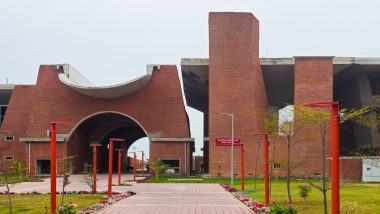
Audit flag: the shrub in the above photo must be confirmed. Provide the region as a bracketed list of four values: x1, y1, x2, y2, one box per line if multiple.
[270, 204, 297, 214]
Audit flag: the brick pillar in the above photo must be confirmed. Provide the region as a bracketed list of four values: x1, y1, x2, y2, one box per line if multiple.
[294, 57, 334, 175]
[208, 12, 268, 176]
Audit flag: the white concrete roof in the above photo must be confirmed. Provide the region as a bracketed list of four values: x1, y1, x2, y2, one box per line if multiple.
[58, 64, 155, 99]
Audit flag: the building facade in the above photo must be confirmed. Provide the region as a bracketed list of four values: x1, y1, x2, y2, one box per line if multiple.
[1, 12, 379, 177]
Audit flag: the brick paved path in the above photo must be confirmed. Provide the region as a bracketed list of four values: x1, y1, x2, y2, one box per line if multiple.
[98, 183, 252, 214]
[0, 175, 252, 213]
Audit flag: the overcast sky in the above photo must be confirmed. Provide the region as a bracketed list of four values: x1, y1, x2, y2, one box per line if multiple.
[1, 0, 379, 158]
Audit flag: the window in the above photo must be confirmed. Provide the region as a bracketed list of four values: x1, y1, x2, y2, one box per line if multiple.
[4, 156, 14, 161]
[369, 74, 380, 95]
[273, 163, 281, 169]
[4, 136, 14, 141]
[0, 105, 7, 124]
[162, 159, 180, 174]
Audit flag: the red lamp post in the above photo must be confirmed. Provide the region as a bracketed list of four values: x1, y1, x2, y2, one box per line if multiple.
[239, 144, 245, 191]
[107, 138, 124, 197]
[50, 121, 73, 214]
[128, 152, 137, 181]
[138, 151, 145, 177]
[115, 149, 124, 186]
[304, 101, 340, 214]
[30, 152, 35, 181]
[90, 144, 101, 193]
[253, 133, 270, 205]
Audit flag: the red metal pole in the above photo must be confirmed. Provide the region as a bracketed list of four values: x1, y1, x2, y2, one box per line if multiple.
[30, 152, 34, 181]
[240, 144, 244, 191]
[91, 144, 99, 193]
[264, 134, 270, 205]
[253, 133, 270, 205]
[93, 146, 97, 193]
[117, 149, 122, 185]
[142, 151, 144, 177]
[107, 140, 114, 197]
[50, 122, 57, 214]
[133, 152, 136, 181]
[304, 101, 340, 214]
[331, 104, 340, 214]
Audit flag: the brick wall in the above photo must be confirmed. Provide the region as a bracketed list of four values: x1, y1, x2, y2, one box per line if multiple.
[150, 141, 192, 175]
[0, 65, 190, 174]
[293, 57, 334, 175]
[208, 12, 268, 177]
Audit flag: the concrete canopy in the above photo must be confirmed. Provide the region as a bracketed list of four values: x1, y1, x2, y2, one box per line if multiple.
[58, 64, 156, 99]
[181, 57, 380, 109]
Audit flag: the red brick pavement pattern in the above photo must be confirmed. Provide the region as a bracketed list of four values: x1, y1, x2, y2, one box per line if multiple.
[99, 183, 252, 214]
[0, 175, 252, 214]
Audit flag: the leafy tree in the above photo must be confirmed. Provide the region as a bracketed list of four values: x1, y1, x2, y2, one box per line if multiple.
[0, 170, 14, 214]
[352, 98, 380, 132]
[150, 159, 169, 182]
[81, 163, 98, 198]
[265, 105, 304, 206]
[297, 185, 312, 206]
[296, 105, 368, 213]
[60, 155, 75, 207]
[0, 160, 27, 214]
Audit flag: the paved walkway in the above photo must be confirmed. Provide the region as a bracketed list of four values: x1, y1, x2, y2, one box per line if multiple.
[0, 175, 252, 214]
[0, 174, 144, 193]
[98, 183, 252, 214]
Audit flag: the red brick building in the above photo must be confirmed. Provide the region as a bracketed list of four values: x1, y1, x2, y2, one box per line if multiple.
[1, 12, 379, 178]
[0, 65, 193, 175]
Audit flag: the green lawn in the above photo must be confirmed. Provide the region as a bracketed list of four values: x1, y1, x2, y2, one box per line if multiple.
[0, 194, 104, 214]
[146, 176, 380, 214]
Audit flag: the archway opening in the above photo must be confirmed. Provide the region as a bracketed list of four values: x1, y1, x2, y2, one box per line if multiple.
[67, 112, 148, 173]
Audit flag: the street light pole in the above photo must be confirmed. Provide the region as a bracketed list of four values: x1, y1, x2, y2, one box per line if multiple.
[90, 144, 101, 193]
[129, 152, 137, 181]
[304, 101, 340, 214]
[49, 121, 73, 214]
[138, 151, 144, 177]
[240, 144, 244, 191]
[115, 149, 123, 186]
[253, 133, 270, 205]
[215, 111, 234, 185]
[107, 138, 124, 198]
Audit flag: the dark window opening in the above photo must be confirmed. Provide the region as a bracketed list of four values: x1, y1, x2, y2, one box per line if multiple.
[273, 163, 281, 169]
[5, 136, 14, 141]
[36, 160, 51, 174]
[4, 156, 14, 161]
[162, 159, 180, 174]
[0, 105, 7, 124]
[369, 75, 380, 95]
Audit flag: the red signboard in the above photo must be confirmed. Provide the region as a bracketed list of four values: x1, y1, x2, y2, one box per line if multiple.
[215, 138, 241, 146]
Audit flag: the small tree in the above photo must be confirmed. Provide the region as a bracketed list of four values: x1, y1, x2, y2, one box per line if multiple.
[265, 105, 304, 205]
[297, 105, 368, 214]
[150, 159, 169, 182]
[297, 185, 312, 207]
[352, 98, 380, 132]
[0, 160, 26, 214]
[82, 163, 98, 198]
[60, 155, 75, 207]
[0, 170, 14, 214]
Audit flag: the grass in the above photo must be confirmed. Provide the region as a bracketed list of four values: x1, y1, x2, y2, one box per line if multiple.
[0, 176, 47, 186]
[146, 176, 380, 214]
[0, 194, 104, 214]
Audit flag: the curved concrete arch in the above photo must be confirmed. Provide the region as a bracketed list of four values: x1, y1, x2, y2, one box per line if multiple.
[58, 64, 158, 99]
[67, 111, 150, 139]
